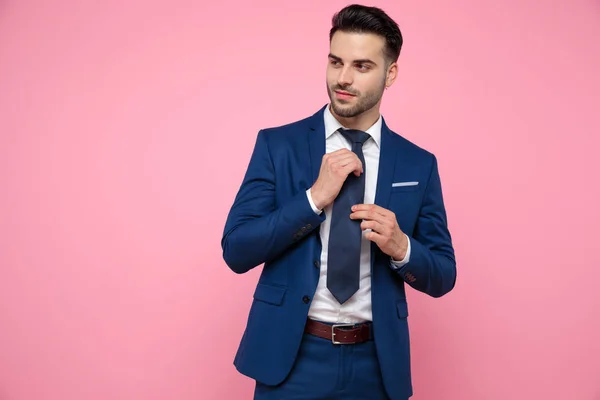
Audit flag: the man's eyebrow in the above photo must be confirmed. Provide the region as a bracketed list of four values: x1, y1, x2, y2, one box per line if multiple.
[328, 53, 377, 66]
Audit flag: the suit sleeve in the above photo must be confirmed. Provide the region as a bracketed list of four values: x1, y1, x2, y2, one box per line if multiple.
[221, 130, 326, 274]
[394, 154, 457, 297]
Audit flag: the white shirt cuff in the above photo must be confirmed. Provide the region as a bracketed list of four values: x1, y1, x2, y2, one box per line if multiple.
[306, 188, 322, 215]
[390, 234, 411, 269]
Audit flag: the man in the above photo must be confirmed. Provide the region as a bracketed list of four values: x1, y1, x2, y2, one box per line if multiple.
[221, 4, 456, 399]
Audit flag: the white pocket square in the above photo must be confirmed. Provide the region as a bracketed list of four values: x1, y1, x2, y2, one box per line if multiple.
[391, 181, 419, 187]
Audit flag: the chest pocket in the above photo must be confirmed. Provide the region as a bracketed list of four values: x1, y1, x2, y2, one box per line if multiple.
[387, 182, 422, 236]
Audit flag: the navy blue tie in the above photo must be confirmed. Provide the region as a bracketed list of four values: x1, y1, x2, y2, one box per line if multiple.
[327, 128, 371, 304]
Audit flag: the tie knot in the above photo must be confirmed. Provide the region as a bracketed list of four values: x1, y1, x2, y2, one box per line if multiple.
[339, 129, 371, 145]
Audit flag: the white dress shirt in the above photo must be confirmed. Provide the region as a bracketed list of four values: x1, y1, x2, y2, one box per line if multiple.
[305, 105, 411, 323]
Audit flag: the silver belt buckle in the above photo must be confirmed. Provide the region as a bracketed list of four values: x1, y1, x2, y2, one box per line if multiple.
[331, 323, 356, 344]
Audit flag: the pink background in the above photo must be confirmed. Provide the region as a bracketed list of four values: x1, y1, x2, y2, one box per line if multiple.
[1, 0, 599, 399]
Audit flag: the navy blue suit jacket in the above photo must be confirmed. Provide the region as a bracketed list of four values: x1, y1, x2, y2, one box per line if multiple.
[221, 105, 456, 399]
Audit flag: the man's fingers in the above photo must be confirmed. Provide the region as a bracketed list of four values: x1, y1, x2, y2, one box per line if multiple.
[325, 149, 354, 162]
[360, 220, 387, 235]
[351, 210, 386, 223]
[325, 150, 363, 174]
[334, 156, 363, 175]
[342, 162, 363, 176]
[350, 205, 391, 221]
[354, 204, 393, 216]
[364, 230, 383, 245]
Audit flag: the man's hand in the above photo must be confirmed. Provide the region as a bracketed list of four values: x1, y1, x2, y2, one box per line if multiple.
[310, 149, 363, 210]
[350, 204, 408, 260]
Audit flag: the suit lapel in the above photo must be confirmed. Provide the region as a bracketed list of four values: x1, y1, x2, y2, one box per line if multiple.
[308, 105, 327, 184]
[371, 118, 399, 270]
[373, 117, 397, 211]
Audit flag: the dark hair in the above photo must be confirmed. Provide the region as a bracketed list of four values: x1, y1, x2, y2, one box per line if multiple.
[329, 4, 403, 64]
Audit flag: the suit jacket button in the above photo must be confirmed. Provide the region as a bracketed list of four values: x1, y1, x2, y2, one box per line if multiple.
[313, 260, 320, 268]
[306, 224, 312, 229]
[302, 295, 310, 304]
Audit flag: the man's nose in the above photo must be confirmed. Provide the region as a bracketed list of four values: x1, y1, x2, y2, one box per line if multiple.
[337, 66, 353, 87]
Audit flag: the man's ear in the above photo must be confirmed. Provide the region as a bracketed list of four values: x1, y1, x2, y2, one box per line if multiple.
[385, 61, 398, 88]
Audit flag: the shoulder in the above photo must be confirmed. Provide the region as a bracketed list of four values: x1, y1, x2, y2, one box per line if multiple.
[386, 126, 438, 166]
[259, 114, 314, 137]
[254, 110, 320, 149]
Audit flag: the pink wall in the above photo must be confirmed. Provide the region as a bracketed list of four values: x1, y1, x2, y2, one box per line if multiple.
[1, 1, 599, 399]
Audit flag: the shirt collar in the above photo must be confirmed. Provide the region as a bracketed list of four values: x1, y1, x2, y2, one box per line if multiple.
[323, 104, 382, 148]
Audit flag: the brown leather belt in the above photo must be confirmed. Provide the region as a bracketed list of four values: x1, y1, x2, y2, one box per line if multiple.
[304, 318, 372, 344]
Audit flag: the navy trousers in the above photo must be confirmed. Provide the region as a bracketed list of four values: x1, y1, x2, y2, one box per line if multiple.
[254, 327, 402, 400]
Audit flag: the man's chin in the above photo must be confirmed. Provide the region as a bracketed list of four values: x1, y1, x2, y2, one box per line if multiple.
[331, 102, 360, 118]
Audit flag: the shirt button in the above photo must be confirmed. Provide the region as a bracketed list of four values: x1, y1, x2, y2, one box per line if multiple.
[302, 295, 310, 304]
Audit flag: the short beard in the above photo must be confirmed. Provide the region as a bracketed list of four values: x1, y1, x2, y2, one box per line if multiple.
[327, 79, 386, 118]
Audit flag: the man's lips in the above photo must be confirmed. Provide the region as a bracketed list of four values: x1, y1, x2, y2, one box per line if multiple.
[335, 90, 356, 98]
